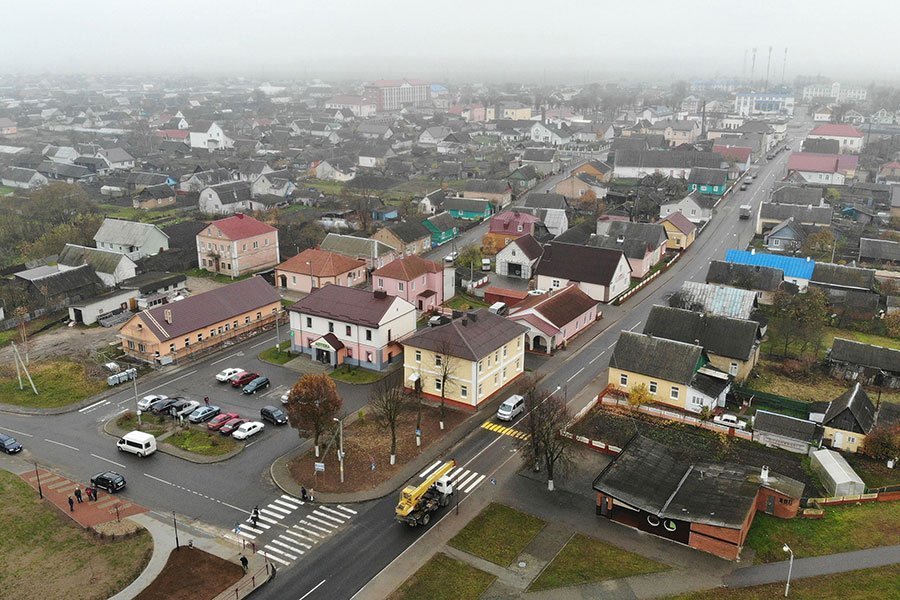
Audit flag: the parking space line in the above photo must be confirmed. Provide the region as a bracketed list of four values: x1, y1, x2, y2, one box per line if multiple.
[463, 474, 486, 494]
[0, 426, 32, 437]
[336, 504, 357, 515]
[419, 460, 442, 478]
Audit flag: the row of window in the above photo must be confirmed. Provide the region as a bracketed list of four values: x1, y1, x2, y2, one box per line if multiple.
[620, 374, 680, 400]
[304, 316, 378, 342]
[129, 309, 276, 353]
[200, 238, 270, 251]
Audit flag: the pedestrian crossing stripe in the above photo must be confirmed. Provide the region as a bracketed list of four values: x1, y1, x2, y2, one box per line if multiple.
[336, 504, 357, 515]
[264, 544, 298, 560]
[481, 420, 529, 440]
[300, 519, 332, 534]
[260, 508, 284, 520]
[273, 498, 300, 510]
[237, 530, 256, 539]
[271, 538, 305, 555]
[313, 508, 345, 524]
[265, 503, 292, 515]
[257, 551, 289, 566]
[240, 523, 263, 534]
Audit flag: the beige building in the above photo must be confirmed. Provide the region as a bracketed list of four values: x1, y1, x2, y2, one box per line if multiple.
[196, 214, 280, 277]
[275, 248, 366, 294]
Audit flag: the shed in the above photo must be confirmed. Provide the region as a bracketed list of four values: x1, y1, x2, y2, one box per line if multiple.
[809, 449, 865, 497]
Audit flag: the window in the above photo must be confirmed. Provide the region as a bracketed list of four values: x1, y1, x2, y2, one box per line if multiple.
[398, 282, 404, 291]
[729, 362, 739, 376]
[224, 323, 230, 331]
[517, 337, 521, 348]
[460, 385, 468, 398]
[649, 381, 658, 394]
[265, 238, 269, 246]
[502, 367, 507, 380]
[435, 355, 442, 367]
[552, 279, 561, 288]
[434, 379, 442, 391]
[242, 243, 247, 251]
[515, 359, 520, 370]
[138, 343, 145, 353]
[366, 352, 373, 363]
[620, 374, 628, 386]
[256, 312, 261, 320]
[184, 338, 190, 347]
[503, 345, 507, 357]
[772, 238, 780, 247]
[292, 275, 297, 284]
[478, 361, 483, 372]
[493, 373, 499, 384]
[127, 340, 135, 350]
[169, 343, 176, 352]
[388, 329, 392, 342]
[245, 316, 251, 324]
[197, 333, 203, 341]
[328, 322, 334, 333]
[670, 387, 680, 400]
[478, 384, 483, 397]
[306, 317, 312, 327]
[347, 348, 352, 358]
[848, 436, 856, 443]
[415, 350, 421, 362]
[691, 396, 703, 406]
[378, 278, 384, 287]
[365, 330, 372, 341]
[253, 241, 259, 249]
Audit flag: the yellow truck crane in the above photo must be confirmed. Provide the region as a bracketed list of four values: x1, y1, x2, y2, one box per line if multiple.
[395, 459, 456, 526]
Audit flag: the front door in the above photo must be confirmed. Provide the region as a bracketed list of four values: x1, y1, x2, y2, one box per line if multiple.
[832, 431, 844, 450]
[418, 299, 423, 310]
[765, 495, 775, 515]
[316, 349, 331, 364]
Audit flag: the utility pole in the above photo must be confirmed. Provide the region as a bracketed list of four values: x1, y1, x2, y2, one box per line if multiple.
[765, 46, 773, 92]
[751, 47, 758, 81]
[333, 417, 344, 484]
[11, 342, 37, 395]
[781, 48, 788, 85]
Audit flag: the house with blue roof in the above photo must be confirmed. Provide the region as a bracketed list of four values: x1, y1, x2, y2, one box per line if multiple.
[725, 249, 815, 290]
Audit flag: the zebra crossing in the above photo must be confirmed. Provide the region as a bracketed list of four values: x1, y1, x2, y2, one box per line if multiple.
[417, 460, 487, 495]
[233, 494, 358, 566]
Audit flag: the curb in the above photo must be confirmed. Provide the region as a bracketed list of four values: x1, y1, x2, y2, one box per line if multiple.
[0, 383, 128, 416]
[102, 416, 245, 464]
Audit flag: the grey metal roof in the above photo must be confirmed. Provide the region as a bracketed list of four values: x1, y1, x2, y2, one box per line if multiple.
[676, 282, 757, 320]
[643, 305, 759, 361]
[760, 203, 832, 225]
[57, 244, 133, 275]
[320, 233, 395, 258]
[753, 410, 822, 443]
[93, 218, 168, 248]
[610, 331, 703, 385]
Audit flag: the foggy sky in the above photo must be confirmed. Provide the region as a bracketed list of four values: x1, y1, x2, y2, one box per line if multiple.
[2, 0, 897, 83]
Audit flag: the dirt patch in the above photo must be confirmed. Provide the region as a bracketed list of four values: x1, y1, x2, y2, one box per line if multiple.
[288, 404, 469, 493]
[133, 547, 243, 600]
[184, 275, 231, 295]
[94, 519, 143, 536]
[0, 325, 123, 363]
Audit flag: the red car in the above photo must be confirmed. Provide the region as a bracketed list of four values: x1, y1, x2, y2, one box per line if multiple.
[218, 417, 247, 435]
[230, 372, 260, 388]
[207, 412, 240, 431]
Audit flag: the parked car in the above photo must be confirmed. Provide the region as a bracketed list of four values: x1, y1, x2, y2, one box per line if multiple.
[231, 372, 260, 388]
[90, 471, 126, 493]
[242, 376, 271, 395]
[207, 412, 241, 431]
[232, 421, 264, 440]
[216, 367, 245, 383]
[0, 433, 23, 454]
[137, 394, 167, 411]
[713, 413, 747, 430]
[188, 405, 221, 423]
[169, 399, 199, 418]
[218, 417, 247, 435]
[444, 251, 459, 263]
[280, 391, 291, 404]
[150, 397, 180, 414]
[260, 405, 288, 426]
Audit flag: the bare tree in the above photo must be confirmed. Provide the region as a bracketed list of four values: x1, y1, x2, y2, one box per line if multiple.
[433, 341, 458, 431]
[516, 387, 572, 491]
[369, 373, 407, 465]
[285, 374, 343, 458]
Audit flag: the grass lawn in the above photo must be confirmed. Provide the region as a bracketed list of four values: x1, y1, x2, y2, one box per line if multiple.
[164, 427, 240, 456]
[750, 359, 900, 404]
[530, 533, 668, 591]
[746, 502, 900, 563]
[844, 453, 900, 489]
[116, 411, 172, 437]
[448, 503, 545, 566]
[0, 185, 14, 195]
[0, 312, 65, 348]
[0, 359, 107, 408]
[329, 364, 385, 384]
[184, 268, 252, 285]
[259, 341, 293, 365]
[761, 327, 900, 356]
[444, 294, 489, 311]
[669, 564, 900, 599]
[388, 552, 495, 600]
[0, 470, 153, 600]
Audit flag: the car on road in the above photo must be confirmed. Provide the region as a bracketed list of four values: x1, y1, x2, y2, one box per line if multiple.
[0, 433, 23, 454]
[444, 251, 459, 263]
[261, 405, 288, 425]
[242, 376, 271, 394]
[231, 372, 260, 388]
[91, 471, 126, 493]
[169, 399, 200, 418]
[218, 417, 247, 435]
[497, 394, 525, 421]
[188, 405, 221, 423]
[232, 421, 264, 440]
[280, 391, 290, 404]
[207, 412, 241, 431]
[137, 394, 167, 411]
[150, 397, 180, 414]
[216, 367, 245, 383]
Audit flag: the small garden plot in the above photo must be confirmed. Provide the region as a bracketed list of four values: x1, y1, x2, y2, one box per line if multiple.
[448, 503, 545, 566]
[388, 553, 495, 600]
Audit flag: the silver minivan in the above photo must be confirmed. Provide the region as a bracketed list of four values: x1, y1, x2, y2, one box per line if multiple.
[496, 394, 525, 421]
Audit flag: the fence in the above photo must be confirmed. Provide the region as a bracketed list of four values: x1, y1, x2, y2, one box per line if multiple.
[213, 560, 275, 600]
[598, 394, 754, 440]
[732, 386, 811, 418]
[612, 250, 683, 305]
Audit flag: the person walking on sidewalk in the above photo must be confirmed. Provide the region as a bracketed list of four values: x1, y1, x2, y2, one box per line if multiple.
[74, 487, 83, 503]
[240, 555, 249, 573]
[300, 487, 308, 502]
[68, 496, 75, 512]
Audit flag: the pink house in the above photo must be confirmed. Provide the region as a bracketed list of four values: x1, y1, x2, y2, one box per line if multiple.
[508, 284, 600, 353]
[372, 255, 454, 312]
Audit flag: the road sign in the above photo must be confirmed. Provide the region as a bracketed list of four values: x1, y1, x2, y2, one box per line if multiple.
[314, 462, 325, 472]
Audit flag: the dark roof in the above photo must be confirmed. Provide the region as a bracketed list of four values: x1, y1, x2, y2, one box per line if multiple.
[610, 331, 704, 384]
[442, 196, 492, 213]
[663, 189, 718, 210]
[823, 383, 877, 433]
[522, 192, 569, 210]
[120, 272, 186, 294]
[464, 179, 509, 194]
[26, 264, 103, 297]
[138, 183, 175, 199]
[385, 220, 431, 243]
[770, 184, 824, 206]
[688, 167, 728, 186]
[58, 244, 131, 274]
[753, 411, 822, 444]
[522, 148, 558, 162]
[535, 242, 628, 286]
[404, 309, 527, 361]
[705, 260, 783, 292]
[810, 263, 875, 290]
[830, 338, 900, 374]
[426, 212, 458, 232]
[511, 234, 544, 260]
[288, 285, 405, 328]
[593, 221, 669, 258]
[859, 238, 900, 262]
[613, 149, 723, 170]
[760, 203, 832, 225]
[643, 306, 759, 361]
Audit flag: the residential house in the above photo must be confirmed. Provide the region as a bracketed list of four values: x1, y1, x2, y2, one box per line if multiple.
[535, 242, 631, 303]
[519, 148, 559, 175]
[96, 148, 135, 170]
[809, 263, 875, 295]
[518, 206, 567, 238]
[442, 196, 493, 221]
[67, 288, 138, 326]
[402, 309, 528, 409]
[687, 168, 729, 196]
[508, 284, 599, 353]
[93, 218, 169, 259]
[859, 238, 900, 265]
[496, 102, 532, 120]
[196, 214, 280, 277]
[463, 180, 512, 208]
[251, 169, 296, 198]
[752, 411, 823, 455]
[507, 165, 539, 193]
[807, 124, 864, 153]
[658, 212, 696, 250]
[423, 212, 460, 247]
[609, 331, 732, 413]
[877, 161, 900, 184]
[592, 220, 669, 279]
[313, 158, 356, 182]
[188, 120, 233, 151]
[786, 153, 845, 184]
[725, 250, 815, 291]
[1, 166, 47, 190]
[12, 264, 103, 313]
[0, 117, 17, 134]
[358, 145, 395, 168]
[319, 233, 397, 270]
[659, 190, 718, 224]
[198, 181, 262, 215]
[763, 217, 810, 253]
[372, 254, 454, 311]
[371, 221, 432, 256]
[819, 384, 877, 453]
[554, 172, 608, 200]
[289, 286, 415, 370]
[275, 248, 366, 294]
[495, 234, 543, 279]
[132, 184, 176, 210]
[522, 192, 569, 212]
[649, 119, 700, 146]
[675, 281, 758, 320]
[571, 160, 613, 182]
[418, 126, 452, 146]
[118, 276, 279, 363]
[418, 189, 446, 215]
[482, 211, 543, 255]
[355, 122, 394, 140]
[179, 168, 232, 193]
[530, 121, 572, 146]
[611, 149, 722, 179]
[705, 260, 784, 305]
[57, 244, 137, 287]
[770, 184, 825, 206]
[37, 160, 94, 183]
[757, 203, 832, 236]
[870, 108, 896, 125]
[828, 338, 900, 390]
[643, 305, 760, 382]
[325, 95, 377, 118]
[712, 144, 753, 173]
[812, 106, 833, 122]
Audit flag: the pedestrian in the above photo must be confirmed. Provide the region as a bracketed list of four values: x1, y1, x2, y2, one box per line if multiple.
[84, 487, 93, 502]
[204, 396, 210, 406]
[251, 506, 259, 527]
[68, 496, 75, 512]
[308, 488, 314, 503]
[240, 555, 249, 573]
[74, 487, 83, 503]
[91, 486, 99, 501]
[300, 486, 308, 502]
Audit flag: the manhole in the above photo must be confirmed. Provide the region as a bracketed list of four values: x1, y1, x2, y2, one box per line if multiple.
[518, 561, 527, 568]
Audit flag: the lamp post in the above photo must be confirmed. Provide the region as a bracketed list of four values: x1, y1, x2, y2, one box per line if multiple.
[174, 511, 180, 551]
[333, 417, 344, 484]
[274, 299, 281, 354]
[34, 462, 43, 499]
[782, 543, 793, 597]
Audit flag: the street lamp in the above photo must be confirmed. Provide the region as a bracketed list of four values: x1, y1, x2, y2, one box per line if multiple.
[333, 417, 344, 484]
[782, 543, 793, 597]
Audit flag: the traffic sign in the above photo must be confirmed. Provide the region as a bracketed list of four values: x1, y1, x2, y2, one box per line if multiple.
[314, 462, 325, 472]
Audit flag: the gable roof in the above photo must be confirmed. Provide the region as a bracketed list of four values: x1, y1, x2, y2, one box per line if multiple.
[535, 242, 628, 286]
[859, 238, 900, 262]
[662, 189, 718, 210]
[810, 263, 875, 291]
[823, 383, 877, 433]
[18, 264, 103, 297]
[510, 284, 597, 326]
[770, 184, 824, 206]
[643, 305, 759, 361]
[725, 250, 815, 280]
[277, 248, 365, 277]
[57, 244, 134, 275]
[510, 234, 544, 260]
[611, 331, 704, 384]
[688, 167, 728, 186]
[93, 218, 168, 248]
[384, 220, 431, 244]
[288, 285, 408, 328]
[373, 254, 442, 282]
[202, 214, 277, 240]
[489, 211, 541, 233]
[830, 338, 900, 374]
[809, 124, 864, 138]
[464, 179, 510, 194]
[614, 149, 723, 170]
[522, 192, 568, 211]
[426, 212, 458, 233]
[705, 260, 783, 292]
[787, 153, 841, 174]
[321, 233, 395, 258]
[402, 309, 528, 361]
[677, 281, 758, 320]
[760, 203, 832, 225]
[442, 196, 492, 213]
[753, 411, 822, 444]
[206, 180, 253, 204]
[659, 212, 697, 235]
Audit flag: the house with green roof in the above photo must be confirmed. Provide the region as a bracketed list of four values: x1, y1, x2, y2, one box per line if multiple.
[423, 212, 460, 247]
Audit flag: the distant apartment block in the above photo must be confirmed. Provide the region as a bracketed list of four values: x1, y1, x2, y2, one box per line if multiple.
[801, 82, 867, 102]
[364, 79, 430, 111]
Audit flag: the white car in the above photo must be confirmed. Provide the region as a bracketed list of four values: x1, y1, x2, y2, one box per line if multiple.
[713, 413, 747, 430]
[280, 391, 290, 404]
[444, 251, 459, 263]
[137, 394, 167, 411]
[232, 421, 264, 440]
[527, 289, 546, 296]
[216, 367, 245, 383]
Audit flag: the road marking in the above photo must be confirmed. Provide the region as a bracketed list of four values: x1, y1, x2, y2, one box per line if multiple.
[240, 523, 264, 534]
[463, 474, 486, 494]
[293, 524, 323, 538]
[607, 342, 616, 350]
[251, 336, 277, 349]
[211, 352, 241, 366]
[318, 506, 350, 521]
[91, 453, 127, 469]
[449, 469, 470, 485]
[264, 544, 297, 560]
[272, 538, 305, 555]
[589, 351, 605, 365]
[628, 321, 641, 331]
[302, 518, 334, 532]
[419, 460, 442, 478]
[446, 467, 463, 481]
[265, 503, 292, 515]
[336, 504, 357, 515]
[250, 520, 270, 530]
[567, 367, 585, 382]
[272, 498, 299, 510]
[282, 529, 314, 547]
[44, 439, 79, 451]
[0, 426, 32, 437]
[237, 530, 256, 539]
[298, 580, 327, 600]
[259, 510, 283, 521]
[143, 473, 249, 513]
[142, 370, 199, 395]
[78, 398, 109, 413]
[257, 550, 289, 565]
[282, 494, 304, 505]
[143, 473, 174, 485]
[457, 471, 479, 491]
[311, 510, 344, 525]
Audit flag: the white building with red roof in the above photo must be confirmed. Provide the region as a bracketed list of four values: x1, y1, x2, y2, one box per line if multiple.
[508, 284, 600, 353]
[196, 214, 280, 277]
[807, 124, 864, 153]
[786, 153, 846, 185]
[275, 248, 366, 294]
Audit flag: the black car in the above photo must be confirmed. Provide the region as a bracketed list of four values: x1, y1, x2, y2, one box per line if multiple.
[150, 397, 180, 414]
[260, 405, 288, 426]
[242, 376, 271, 394]
[0, 433, 23, 454]
[90, 471, 126, 493]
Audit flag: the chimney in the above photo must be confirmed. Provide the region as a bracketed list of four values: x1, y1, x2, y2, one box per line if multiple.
[760, 465, 769, 483]
[751, 248, 756, 255]
[616, 235, 625, 244]
[806, 256, 811, 262]
[236, 213, 244, 219]
[467, 311, 478, 322]
[164, 309, 172, 324]
[373, 289, 387, 299]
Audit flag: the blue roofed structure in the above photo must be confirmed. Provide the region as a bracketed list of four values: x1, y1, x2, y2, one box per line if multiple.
[725, 250, 815, 290]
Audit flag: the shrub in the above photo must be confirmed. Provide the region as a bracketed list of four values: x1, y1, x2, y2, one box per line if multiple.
[862, 425, 900, 462]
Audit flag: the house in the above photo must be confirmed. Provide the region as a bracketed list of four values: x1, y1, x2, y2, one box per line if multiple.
[132, 184, 176, 210]
[92, 218, 169, 260]
[508, 284, 599, 353]
[423, 212, 460, 247]
[675, 282, 758, 320]
[119, 271, 188, 310]
[495, 234, 543, 279]
[818, 384, 878, 453]
[118, 276, 280, 364]
[554, 172, 608, 200]
[462, 180, 512, 208]
[812, 106, 833, 122]
[762, 217, 809, 253]
[611, 150, 723, 179]
[757, 203, 832, 236]
[1, 166, 47, 190]
[659, 190, 718, 224]
[705, 260, 783, 305]
[57, 244, 137, 287]
[592, 221, 669, 279]
[877, 161, 900, 184]
[712, 144, 753, 173]
[325, 95, 377, 118]
[67, 288, 138, 326]
[12, 264, 104, 312]
[358, 144, 395, 168]
[572, 159, 613, 182]
[786, 153, 847, 184]
[372, 255, 453, 312]
[609, 331, 732, 413]
[37, 160, 94, 183]
[251, 169, 296, 198]
[198, 181, 264, 215]
[687, 168, 728, 196]
[809, 263, 875, 293]
[188, 120, 234, 151]
[313, 159, 357, 182]
[725, 250, 815, 291]
[288, 286, 415, 370]
[96, 148, 135, 170]
[402, 309, 528, 409]
[807, 124, 864, 153]
[418, 189, 446, 215]
[481, 211, 543, 255]
[770, 184, 825, 206]
[507, 165, 539, 193]
[442, 196, 494, 221]
[355, 122, 393, 140]
[870, 108, 896, 125]
[593, 435, 803, 561]
[196, 214, 280, 277]
[275, 248, 366, 294]
[530, 121, 572, 146]
[649, 119, 701, 146]
[179, 168, 232, 193]
[371, 221, 432, 256]
[319, 233, 397, 270]
[418, 126, 452, 146]
[643, 305, 760, 382]
[859, 238, 900, 265]
[519, 148, 559, 175]
[658, 213, 696, 250]
[752, 411, 823, 455]
[535, 242, 631, 303]
[828, 338, 900, 390]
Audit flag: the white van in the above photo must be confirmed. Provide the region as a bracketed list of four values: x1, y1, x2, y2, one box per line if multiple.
[489, 302, 508, 316]
[116, 431, 157, 457]
[481, 258, 492, 271]
[497, 394, 525, 421]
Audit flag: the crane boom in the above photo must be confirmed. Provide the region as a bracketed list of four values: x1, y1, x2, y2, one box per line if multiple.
[395, 459, 456, 518]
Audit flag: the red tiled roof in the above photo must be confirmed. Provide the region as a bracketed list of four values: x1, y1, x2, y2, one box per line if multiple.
[713, 145, 752, 163]
[372, 254, 442, 282]
[488, 211, 540, 234]
[277, 248, 365, 277]
[202, 214, 277, 240]
[810, 124, 864, 138]
[509, 284, 598, 329]
[787, 153, 840, 174]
